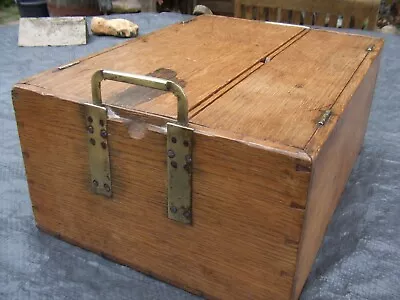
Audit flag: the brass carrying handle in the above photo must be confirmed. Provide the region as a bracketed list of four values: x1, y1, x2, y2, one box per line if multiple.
[91, 70, 189, 126]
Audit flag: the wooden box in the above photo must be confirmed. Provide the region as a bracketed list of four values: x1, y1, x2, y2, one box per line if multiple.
[13, 16, 383, 300]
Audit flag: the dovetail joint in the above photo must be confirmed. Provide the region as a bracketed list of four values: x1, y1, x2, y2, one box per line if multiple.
[318, 110, 332, 126]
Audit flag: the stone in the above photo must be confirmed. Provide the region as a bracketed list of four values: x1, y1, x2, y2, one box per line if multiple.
[193, 5, 213, 15]
[18, 17, 88, 47]
[91, 17, 139, 38]
[381, 25, 399, 34]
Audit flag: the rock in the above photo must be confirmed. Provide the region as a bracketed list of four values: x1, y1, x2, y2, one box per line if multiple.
[193, 5, 213, 16]
[18, 17, 88, 47]
[381, 25, 399, 34]
[91, 17, 139, 38]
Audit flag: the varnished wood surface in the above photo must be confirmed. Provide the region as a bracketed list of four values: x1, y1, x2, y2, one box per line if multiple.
[193, 30, 376, 149]
[294, 42, 383, 299]
[14, 18, 384, 300]
[13, 85, 311, 300]
[26, 15, 303, 118]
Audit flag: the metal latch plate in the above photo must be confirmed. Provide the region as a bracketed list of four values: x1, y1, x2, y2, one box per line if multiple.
[85, 103, 112, 197]
[167, 122, 194, 224]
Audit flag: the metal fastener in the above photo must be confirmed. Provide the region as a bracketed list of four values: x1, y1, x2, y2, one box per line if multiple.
[167, 149, 175, 158]
[100, 129, 108, 138]
[183, 210, 191, 219]
[171, 161, 177, 168]
[183, 140, 189, 147]
[87, 116, 93, 123]
[101, 142, 107, 149]
[170, 206, 177, 213]
[99, 119, 105, 127]
[171, 137, 177, 143]
[366, 45, 374, 52]
[104, 183, 111, 192]
[185, 155, 192, 163]
[87, 125, 94, 134]
[89, 138, 96, 145]
[92, 180, 99, 187]
[183, 163, 191, 172]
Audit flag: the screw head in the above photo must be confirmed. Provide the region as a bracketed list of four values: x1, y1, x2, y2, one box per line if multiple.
[183, 140, 189, 147]
[171, 161, 177, 168]
[170, 206, 177, 214]
[99, 119, 105, 127]
[183, 210, 191, 219]
[92, 180, 99, 187]
[171, 137, 177, 143]
[185, 155, 192, 163]
[100, 129, 108, 138]
[183, 163, 191, 173]
[89, 138, 96, 145]
[104, 183, 111, 192]
[87, 125, 94, 134]
[167, 149, 175, 158]
[101, 142, 107, 149]
[87, 116, 93, 123]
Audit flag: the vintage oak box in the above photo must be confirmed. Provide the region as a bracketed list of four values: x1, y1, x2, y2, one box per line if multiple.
[13, 16, 383, 300]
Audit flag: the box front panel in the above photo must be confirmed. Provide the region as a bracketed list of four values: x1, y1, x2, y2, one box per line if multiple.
[13, 87, 311, 300]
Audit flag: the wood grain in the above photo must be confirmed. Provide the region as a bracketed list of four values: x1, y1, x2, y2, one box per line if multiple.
[294, 40, 383, 299]
[13, 18, 384, 300]
[13, 84, 311, 300]
[26, 15, 303, 119]
[192, 30, 376, 149]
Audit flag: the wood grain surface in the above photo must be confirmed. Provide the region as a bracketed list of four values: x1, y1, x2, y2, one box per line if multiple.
[13, 84, 311, 300]
[192, 30, 376, 149]
[26, 15, 303, 118]
[294, 40, 383, 299]
[13, 17, 384, 300]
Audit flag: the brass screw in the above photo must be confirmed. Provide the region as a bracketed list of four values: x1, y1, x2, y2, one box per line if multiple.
[183, 210, 191, 219]
[89, 138, 96, 145]
[100, 129, 107, 138]
[167, 149, 175, 158]
[88, 125, 94, 134]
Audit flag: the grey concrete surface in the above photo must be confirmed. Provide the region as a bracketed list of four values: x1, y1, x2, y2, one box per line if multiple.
[0, 13, 399, 300]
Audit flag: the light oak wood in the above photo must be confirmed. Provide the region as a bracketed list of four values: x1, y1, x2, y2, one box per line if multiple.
[295, 42, 383, 299]
[192, 30, 377, 149]
[13, 16, 383, 300]
[13, 84, 310, 300]
[234, 0, 380, 30]
[26, 16, 303, 118]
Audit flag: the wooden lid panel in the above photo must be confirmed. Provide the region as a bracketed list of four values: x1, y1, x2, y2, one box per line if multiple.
[26, 16, 304, 114]
[192, 30, 376, 149]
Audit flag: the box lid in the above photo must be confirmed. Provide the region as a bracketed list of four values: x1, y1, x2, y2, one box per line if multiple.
[22, 15, 382, 151]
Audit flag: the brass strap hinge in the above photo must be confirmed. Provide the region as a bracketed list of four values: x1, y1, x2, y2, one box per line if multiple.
[318, 109, 332, 126]
[87, 70, 193, 224]
[84, 103, 112, 197]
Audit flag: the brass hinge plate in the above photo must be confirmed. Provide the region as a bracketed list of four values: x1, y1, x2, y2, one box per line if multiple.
[318, 109, 332, 126]
[85, 103, 112, 197]
[167, 123, 194, 224]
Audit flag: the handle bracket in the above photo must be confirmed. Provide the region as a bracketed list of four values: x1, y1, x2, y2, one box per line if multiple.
[86, 70, 193, 224]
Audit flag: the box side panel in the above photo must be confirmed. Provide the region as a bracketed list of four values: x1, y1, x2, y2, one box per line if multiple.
[13, 85, 311, 300]
[293, 46, 382, 299]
